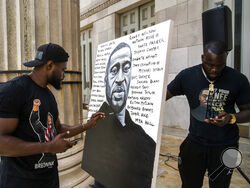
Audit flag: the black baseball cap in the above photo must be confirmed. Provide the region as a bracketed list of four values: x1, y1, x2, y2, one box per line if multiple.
[23, 43, 69, 67]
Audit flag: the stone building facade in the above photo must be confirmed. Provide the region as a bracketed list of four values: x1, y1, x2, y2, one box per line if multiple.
[80, 0, 250, 138]
[0, 0, 249, 187]
[0, 0, 86, 187]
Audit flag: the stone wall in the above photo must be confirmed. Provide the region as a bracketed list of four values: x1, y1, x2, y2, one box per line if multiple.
[155, 0, 203, 129]
[0, 0, 86, 187]
[80, 0, 205, 130]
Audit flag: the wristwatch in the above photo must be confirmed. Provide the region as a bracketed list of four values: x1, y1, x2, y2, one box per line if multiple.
[229, 113, 236, 124]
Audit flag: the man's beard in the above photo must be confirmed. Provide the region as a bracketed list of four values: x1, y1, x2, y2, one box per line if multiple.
[109, 98, 126, 113]
[49, 74, 61, 90]
[106, 89, 127, 113]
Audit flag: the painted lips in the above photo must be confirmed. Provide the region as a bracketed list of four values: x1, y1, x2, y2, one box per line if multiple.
[112, 87, 125, 101]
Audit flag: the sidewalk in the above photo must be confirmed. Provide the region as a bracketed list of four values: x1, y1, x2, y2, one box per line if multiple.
[76, 124, 250, 188]
[157, 127, 250, 188]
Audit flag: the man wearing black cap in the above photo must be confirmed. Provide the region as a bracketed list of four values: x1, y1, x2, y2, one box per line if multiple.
[0, 43, 104, 188]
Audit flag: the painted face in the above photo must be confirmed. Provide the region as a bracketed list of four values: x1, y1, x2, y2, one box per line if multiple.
[48, 62, 67, 90]
[202, 50, 227, 80]
[48, 114, 52, 124]
[199, 89, 209, 107]
[105, 47, 132, 113]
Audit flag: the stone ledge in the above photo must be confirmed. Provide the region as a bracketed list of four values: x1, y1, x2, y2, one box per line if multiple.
[59, 164, 90, 188]
[80, 0, 121, 20]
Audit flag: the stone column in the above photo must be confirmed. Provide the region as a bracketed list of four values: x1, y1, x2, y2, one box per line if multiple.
[0, 0, 8, 82]
[23, 0, 36, 66]
[0, 0, 85, 187]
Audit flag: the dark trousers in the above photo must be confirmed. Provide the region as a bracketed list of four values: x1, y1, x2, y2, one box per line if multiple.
[178, 137, 238, 188]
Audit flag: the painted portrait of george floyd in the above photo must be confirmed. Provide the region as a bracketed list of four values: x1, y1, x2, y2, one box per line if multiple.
[82, 21, 173, 188]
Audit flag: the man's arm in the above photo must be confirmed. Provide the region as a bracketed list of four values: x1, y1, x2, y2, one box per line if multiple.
[0, 118, 73, 157]
[205, 103, 250, 126]
[166, 89, 174, 101]
[56, 112, 105, 138]
[235, 103, 250, 123]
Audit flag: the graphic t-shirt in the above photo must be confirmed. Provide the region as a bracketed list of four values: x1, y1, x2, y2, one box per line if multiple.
[168, 64, 250, 146]
[0, 75, 59, 187]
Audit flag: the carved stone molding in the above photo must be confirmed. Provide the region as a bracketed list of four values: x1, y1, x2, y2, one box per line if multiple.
[80, 0, 121, 20]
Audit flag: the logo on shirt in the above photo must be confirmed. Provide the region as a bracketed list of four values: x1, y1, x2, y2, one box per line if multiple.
[29, 99, 56, 168]
[191, 88, 229, 121]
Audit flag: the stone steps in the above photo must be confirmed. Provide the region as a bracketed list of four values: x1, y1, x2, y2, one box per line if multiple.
[58, 140, 90, 188]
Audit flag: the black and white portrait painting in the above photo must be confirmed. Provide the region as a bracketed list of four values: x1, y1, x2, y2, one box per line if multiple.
[82, 20, 173, 188]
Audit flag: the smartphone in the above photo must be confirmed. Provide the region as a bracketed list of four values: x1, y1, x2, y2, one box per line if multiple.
[71, 138, 83, 144]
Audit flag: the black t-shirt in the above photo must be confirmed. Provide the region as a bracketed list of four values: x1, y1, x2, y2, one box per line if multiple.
[168, 64, 250, 146]
[0, 75, 59, 187]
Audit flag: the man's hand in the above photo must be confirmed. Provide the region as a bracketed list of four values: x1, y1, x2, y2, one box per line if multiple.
[46, 131, 74, 153]
[84, 112, 105, 130]
[204, 112, 231, 127]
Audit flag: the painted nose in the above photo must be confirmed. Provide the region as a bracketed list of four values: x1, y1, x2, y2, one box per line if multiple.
[115, 69, 125, 84]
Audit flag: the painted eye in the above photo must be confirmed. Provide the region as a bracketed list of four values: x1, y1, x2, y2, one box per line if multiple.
[123, 62, 131, 73]
[110, 66, 118, 75]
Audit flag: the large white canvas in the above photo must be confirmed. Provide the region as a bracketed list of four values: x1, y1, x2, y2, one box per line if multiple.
[83, 20, 173, 188]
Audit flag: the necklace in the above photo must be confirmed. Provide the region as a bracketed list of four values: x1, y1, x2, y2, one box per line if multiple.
[201, 67, 215, 91]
